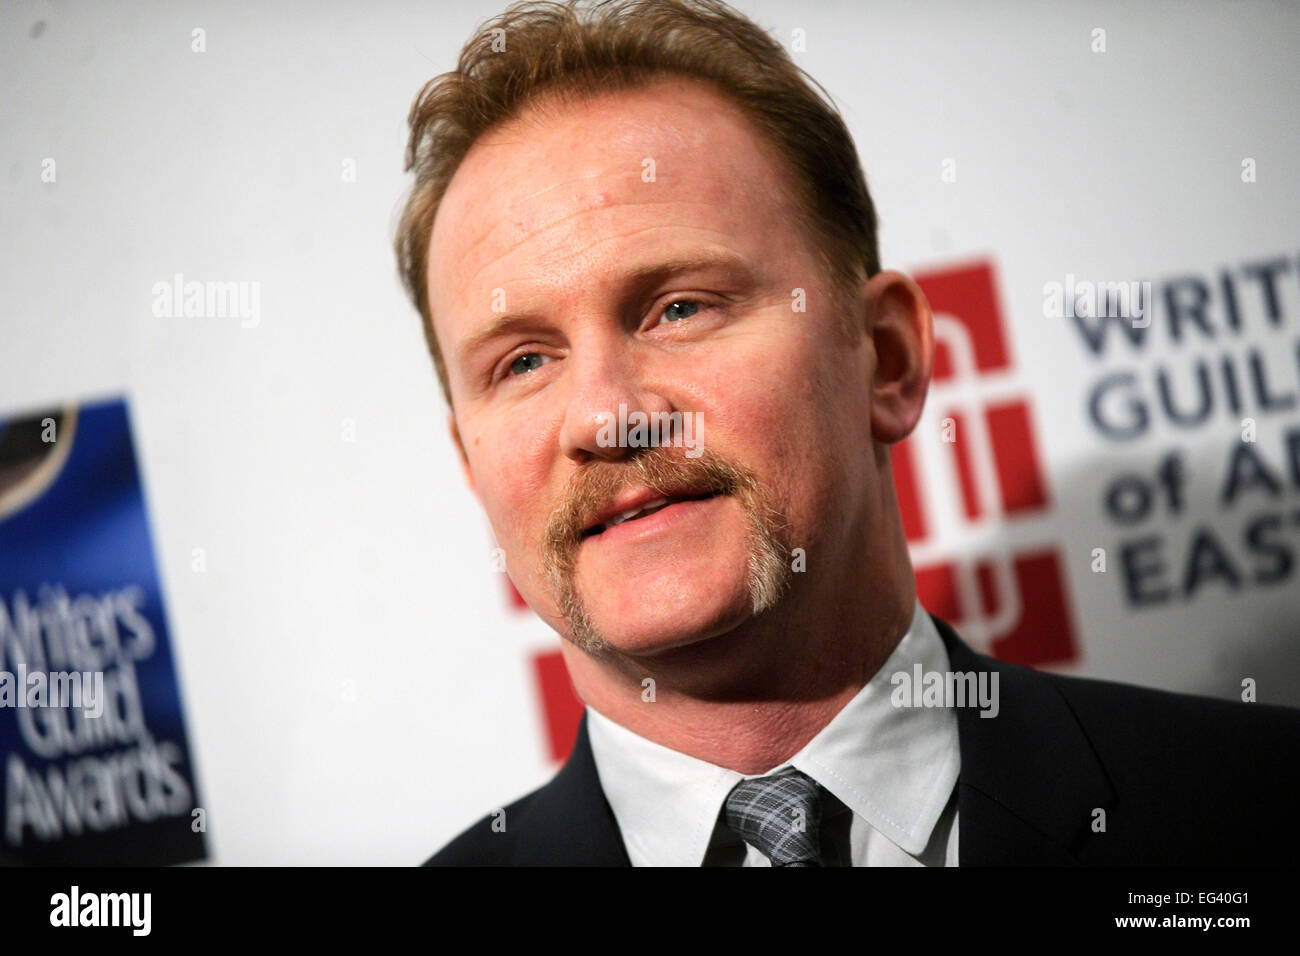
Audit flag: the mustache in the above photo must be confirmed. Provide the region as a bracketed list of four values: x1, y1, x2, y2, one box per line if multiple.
[542, 446, 757, 556]
[539, 445, 793, 652]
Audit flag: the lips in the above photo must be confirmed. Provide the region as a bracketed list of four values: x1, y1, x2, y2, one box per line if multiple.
[581, 489, 721, 538]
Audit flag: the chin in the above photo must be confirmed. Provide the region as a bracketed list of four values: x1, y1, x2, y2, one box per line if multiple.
[552, 493, 788, 656]
[599, 603, 753, 656]
[575, 562, 755, 656]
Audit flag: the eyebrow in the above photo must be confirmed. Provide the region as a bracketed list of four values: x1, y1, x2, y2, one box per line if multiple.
[454, 250, 764, 367]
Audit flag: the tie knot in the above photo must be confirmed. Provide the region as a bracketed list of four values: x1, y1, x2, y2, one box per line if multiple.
[723, 767, 826, 867]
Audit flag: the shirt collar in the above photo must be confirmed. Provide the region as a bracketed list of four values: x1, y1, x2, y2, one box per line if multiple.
[585, 599, 960, 865]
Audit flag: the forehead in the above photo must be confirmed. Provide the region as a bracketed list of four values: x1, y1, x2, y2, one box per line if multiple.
[427, 76, 803, 330]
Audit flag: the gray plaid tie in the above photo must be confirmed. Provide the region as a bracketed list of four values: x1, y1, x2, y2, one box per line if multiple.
[724, 767, 826, 867]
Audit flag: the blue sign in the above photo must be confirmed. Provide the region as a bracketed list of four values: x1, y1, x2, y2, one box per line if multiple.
[0, 397, 206, 865]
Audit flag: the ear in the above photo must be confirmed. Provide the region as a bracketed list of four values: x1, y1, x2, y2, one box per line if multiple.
[448, 411, 480, 504]
[865, 270, 933, 444]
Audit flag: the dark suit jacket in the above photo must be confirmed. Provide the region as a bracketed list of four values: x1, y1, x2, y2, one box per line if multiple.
[425, 615, 1300, 865]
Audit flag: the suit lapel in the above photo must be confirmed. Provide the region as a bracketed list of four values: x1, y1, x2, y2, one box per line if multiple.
[514, 617, 1114, 866]
[931, 614, 1115, 865]
[512, 712, 632, 866]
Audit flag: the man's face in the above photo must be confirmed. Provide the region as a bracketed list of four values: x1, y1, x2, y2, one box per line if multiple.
[428, 77, 883, 657]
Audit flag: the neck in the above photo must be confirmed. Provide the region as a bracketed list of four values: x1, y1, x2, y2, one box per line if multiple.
[559, 531, 916, 775]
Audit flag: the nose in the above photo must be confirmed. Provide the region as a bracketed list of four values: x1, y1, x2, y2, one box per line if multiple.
[559, 343, 676, 464]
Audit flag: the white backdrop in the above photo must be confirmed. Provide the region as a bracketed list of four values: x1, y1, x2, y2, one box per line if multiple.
[2, 0, 1298, 864]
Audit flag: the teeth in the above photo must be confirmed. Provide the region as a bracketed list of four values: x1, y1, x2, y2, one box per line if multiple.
[605, 497, 669, 529]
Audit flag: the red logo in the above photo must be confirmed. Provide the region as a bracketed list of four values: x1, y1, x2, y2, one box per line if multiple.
[896, 260, 1079, 668]
[525, 259, 1079, 762]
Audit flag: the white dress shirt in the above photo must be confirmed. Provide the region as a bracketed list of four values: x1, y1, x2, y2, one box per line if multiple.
[585, 599, 961, 866]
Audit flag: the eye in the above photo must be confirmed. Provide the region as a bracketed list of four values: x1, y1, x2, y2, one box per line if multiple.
[507, 352, 550, 377]
[658, 299, 703, 324]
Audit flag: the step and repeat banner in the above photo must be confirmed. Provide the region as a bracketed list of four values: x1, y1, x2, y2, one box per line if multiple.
[1, 1, 1297, 863]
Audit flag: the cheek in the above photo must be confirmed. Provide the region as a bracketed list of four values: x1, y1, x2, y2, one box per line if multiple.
[683, 322, 811, 429]
[693, 322, 840, 449]
[467, 420, 557, 553]
[476, 462, 558, 611]
[689, 323, 869, 538]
